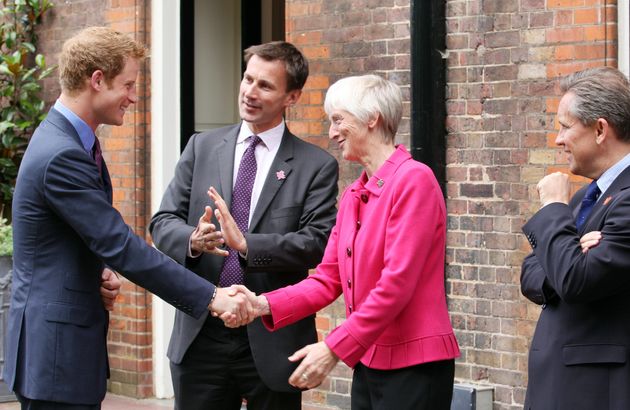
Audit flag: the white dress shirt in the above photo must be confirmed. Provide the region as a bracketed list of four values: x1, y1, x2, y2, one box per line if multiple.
[234, 121, 284, 223]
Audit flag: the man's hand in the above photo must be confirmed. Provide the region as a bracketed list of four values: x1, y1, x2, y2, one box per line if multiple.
[100, 268, 121, 311]
[537, 172, 571, 207]
[209, 287, 255, 326]
[580, 230, 602, 253]
[208, 186, 247, 254]
[288, 342, 339, 390]
[190, 206, 228, 257]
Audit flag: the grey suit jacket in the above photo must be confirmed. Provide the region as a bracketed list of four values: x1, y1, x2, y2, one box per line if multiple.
[4, 108, 216, 404]
[150, 123, 339, 392]
[521, 166, 630, 409]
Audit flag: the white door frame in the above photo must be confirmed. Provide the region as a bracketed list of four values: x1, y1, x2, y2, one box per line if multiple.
[619, 0, 629, 76]
[150, 0, 180, 398]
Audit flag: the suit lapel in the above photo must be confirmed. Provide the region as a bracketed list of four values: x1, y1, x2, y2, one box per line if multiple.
[101, 161, 113, 203]
[249, 130, 295, 232]
[215, 126, 239, 207]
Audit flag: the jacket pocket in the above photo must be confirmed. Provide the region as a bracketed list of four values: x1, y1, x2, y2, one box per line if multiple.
[562, 344, 627, 365]
[44, 302, 98, 327]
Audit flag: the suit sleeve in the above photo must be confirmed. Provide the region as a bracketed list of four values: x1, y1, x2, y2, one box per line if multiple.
[44, 146, 214, 319]
[149, 134, 199, 266]
[521, 253, 559, 305]
[523, 197, 630, 303]
[243, 154, 338, 272]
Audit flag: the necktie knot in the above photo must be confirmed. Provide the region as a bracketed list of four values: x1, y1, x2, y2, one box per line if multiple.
[248, 135, 262, 150]
[584, 180, 601, 201]
[576, 181, 601, 230]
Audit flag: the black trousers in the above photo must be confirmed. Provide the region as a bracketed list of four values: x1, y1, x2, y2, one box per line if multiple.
[170, 320, 300, 410]
[15, 393, 100, 410]
[351, 359, 455, 410]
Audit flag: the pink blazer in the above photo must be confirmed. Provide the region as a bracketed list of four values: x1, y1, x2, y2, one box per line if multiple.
[263, 145, 459, 369]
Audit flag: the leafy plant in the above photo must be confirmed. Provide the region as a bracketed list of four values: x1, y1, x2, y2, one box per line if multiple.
[0, 217, 11, 255]
[0, 0, 54, 219]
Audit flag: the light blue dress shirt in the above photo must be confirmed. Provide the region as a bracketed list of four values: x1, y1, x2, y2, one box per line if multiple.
[54, 99, 96, 153]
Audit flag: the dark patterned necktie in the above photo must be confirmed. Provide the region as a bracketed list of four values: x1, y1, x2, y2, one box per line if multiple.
[576, 180, 600, 230]
[92, 136, 103, 176]
[219, 135, 262, 287]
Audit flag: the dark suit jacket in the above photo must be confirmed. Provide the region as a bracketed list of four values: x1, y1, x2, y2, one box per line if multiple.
[521, 166, 630, 410]
[4, 108, 216, 405]
[149, 123, 338, 392]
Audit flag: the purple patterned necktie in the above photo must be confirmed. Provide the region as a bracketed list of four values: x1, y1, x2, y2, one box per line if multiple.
[219, 135, 262, 287]
[93, 136, 103, 176]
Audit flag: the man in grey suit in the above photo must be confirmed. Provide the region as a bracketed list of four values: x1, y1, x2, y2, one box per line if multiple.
[4, 27, 250, 410]
[150, 42, 338, 410]
[521, 67, 630, 409]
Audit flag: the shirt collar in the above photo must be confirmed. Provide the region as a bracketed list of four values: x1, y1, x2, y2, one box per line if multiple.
[351, 145, 411, 197]
[238, 121, 285, 152]
[54, 99, 96, 153]
[596, 152, 630, 196]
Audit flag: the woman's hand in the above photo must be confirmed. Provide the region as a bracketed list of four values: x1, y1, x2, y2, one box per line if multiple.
[580, 230, 602, 254]
[288, 341, 339, 389]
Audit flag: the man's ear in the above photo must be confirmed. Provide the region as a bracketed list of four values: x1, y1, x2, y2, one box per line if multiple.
[285, 89, 302, 107]
[595, 118, 609, 145]
[90, 70, 105, 91]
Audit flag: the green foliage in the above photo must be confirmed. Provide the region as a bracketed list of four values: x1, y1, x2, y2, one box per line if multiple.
[0, 217, 11, 255]
[0, 0, 54, 219]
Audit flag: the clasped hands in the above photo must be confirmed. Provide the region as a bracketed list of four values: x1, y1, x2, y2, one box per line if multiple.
[208, 284, 269, 327]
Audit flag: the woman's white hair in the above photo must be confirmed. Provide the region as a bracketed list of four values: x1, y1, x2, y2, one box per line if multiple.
[324, 74, 402, 143]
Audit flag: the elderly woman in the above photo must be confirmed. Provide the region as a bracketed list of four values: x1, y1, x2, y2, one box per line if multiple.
[211, 74, 459, 409]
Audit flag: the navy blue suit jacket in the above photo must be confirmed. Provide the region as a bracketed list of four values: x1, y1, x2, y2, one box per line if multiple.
[521, 166, 630, 409]
[4, 108, 215, 404]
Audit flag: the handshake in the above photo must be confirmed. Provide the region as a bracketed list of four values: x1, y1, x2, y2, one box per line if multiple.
[208, 285, 270, 327]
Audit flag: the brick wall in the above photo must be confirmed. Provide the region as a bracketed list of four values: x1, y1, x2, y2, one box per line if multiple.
[36, 0, 154, 399]
[445, 1, 617, 409]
